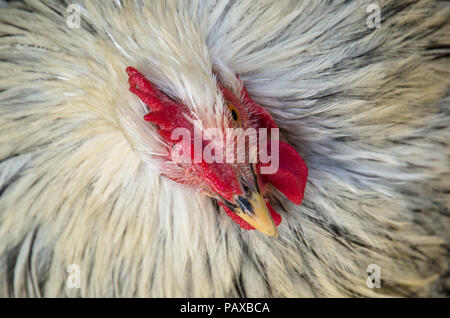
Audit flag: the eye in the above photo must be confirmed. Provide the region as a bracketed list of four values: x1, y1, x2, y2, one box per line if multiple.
[228, 103, 240, 123]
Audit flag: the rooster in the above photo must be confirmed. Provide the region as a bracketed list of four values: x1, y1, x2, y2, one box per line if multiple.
[0, 0, 449, 297]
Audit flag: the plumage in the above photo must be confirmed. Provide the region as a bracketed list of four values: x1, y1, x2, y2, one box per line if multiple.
[0, 0, 449, 297]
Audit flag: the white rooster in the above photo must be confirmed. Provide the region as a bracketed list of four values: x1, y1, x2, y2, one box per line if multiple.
[0, 0, 449, 297]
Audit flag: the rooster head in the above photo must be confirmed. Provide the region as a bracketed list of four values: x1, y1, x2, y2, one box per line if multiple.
[126, 66, 307, 237]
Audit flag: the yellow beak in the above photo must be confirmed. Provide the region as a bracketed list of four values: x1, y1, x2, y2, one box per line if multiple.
[233, 192, 278, 237]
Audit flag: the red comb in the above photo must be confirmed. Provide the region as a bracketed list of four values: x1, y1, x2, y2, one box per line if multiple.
[126, 66, 240, 201]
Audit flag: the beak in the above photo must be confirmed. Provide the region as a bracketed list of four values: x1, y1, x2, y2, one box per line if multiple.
[233, 192, 278, 237]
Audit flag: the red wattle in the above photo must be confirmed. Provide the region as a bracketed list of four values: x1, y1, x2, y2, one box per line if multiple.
[258, 141, 308, 205]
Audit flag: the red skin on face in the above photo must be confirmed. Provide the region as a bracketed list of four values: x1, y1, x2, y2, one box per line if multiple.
[126, 66, 308, 231]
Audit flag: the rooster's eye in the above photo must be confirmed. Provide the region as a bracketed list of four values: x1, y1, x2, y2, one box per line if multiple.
[228, 103, 240, 123]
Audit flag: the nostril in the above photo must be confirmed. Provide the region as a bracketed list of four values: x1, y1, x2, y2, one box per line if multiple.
[236, 196, 253, 215]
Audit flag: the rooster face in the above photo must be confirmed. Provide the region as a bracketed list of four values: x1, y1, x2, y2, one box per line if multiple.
[126, 66, 308, 236]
